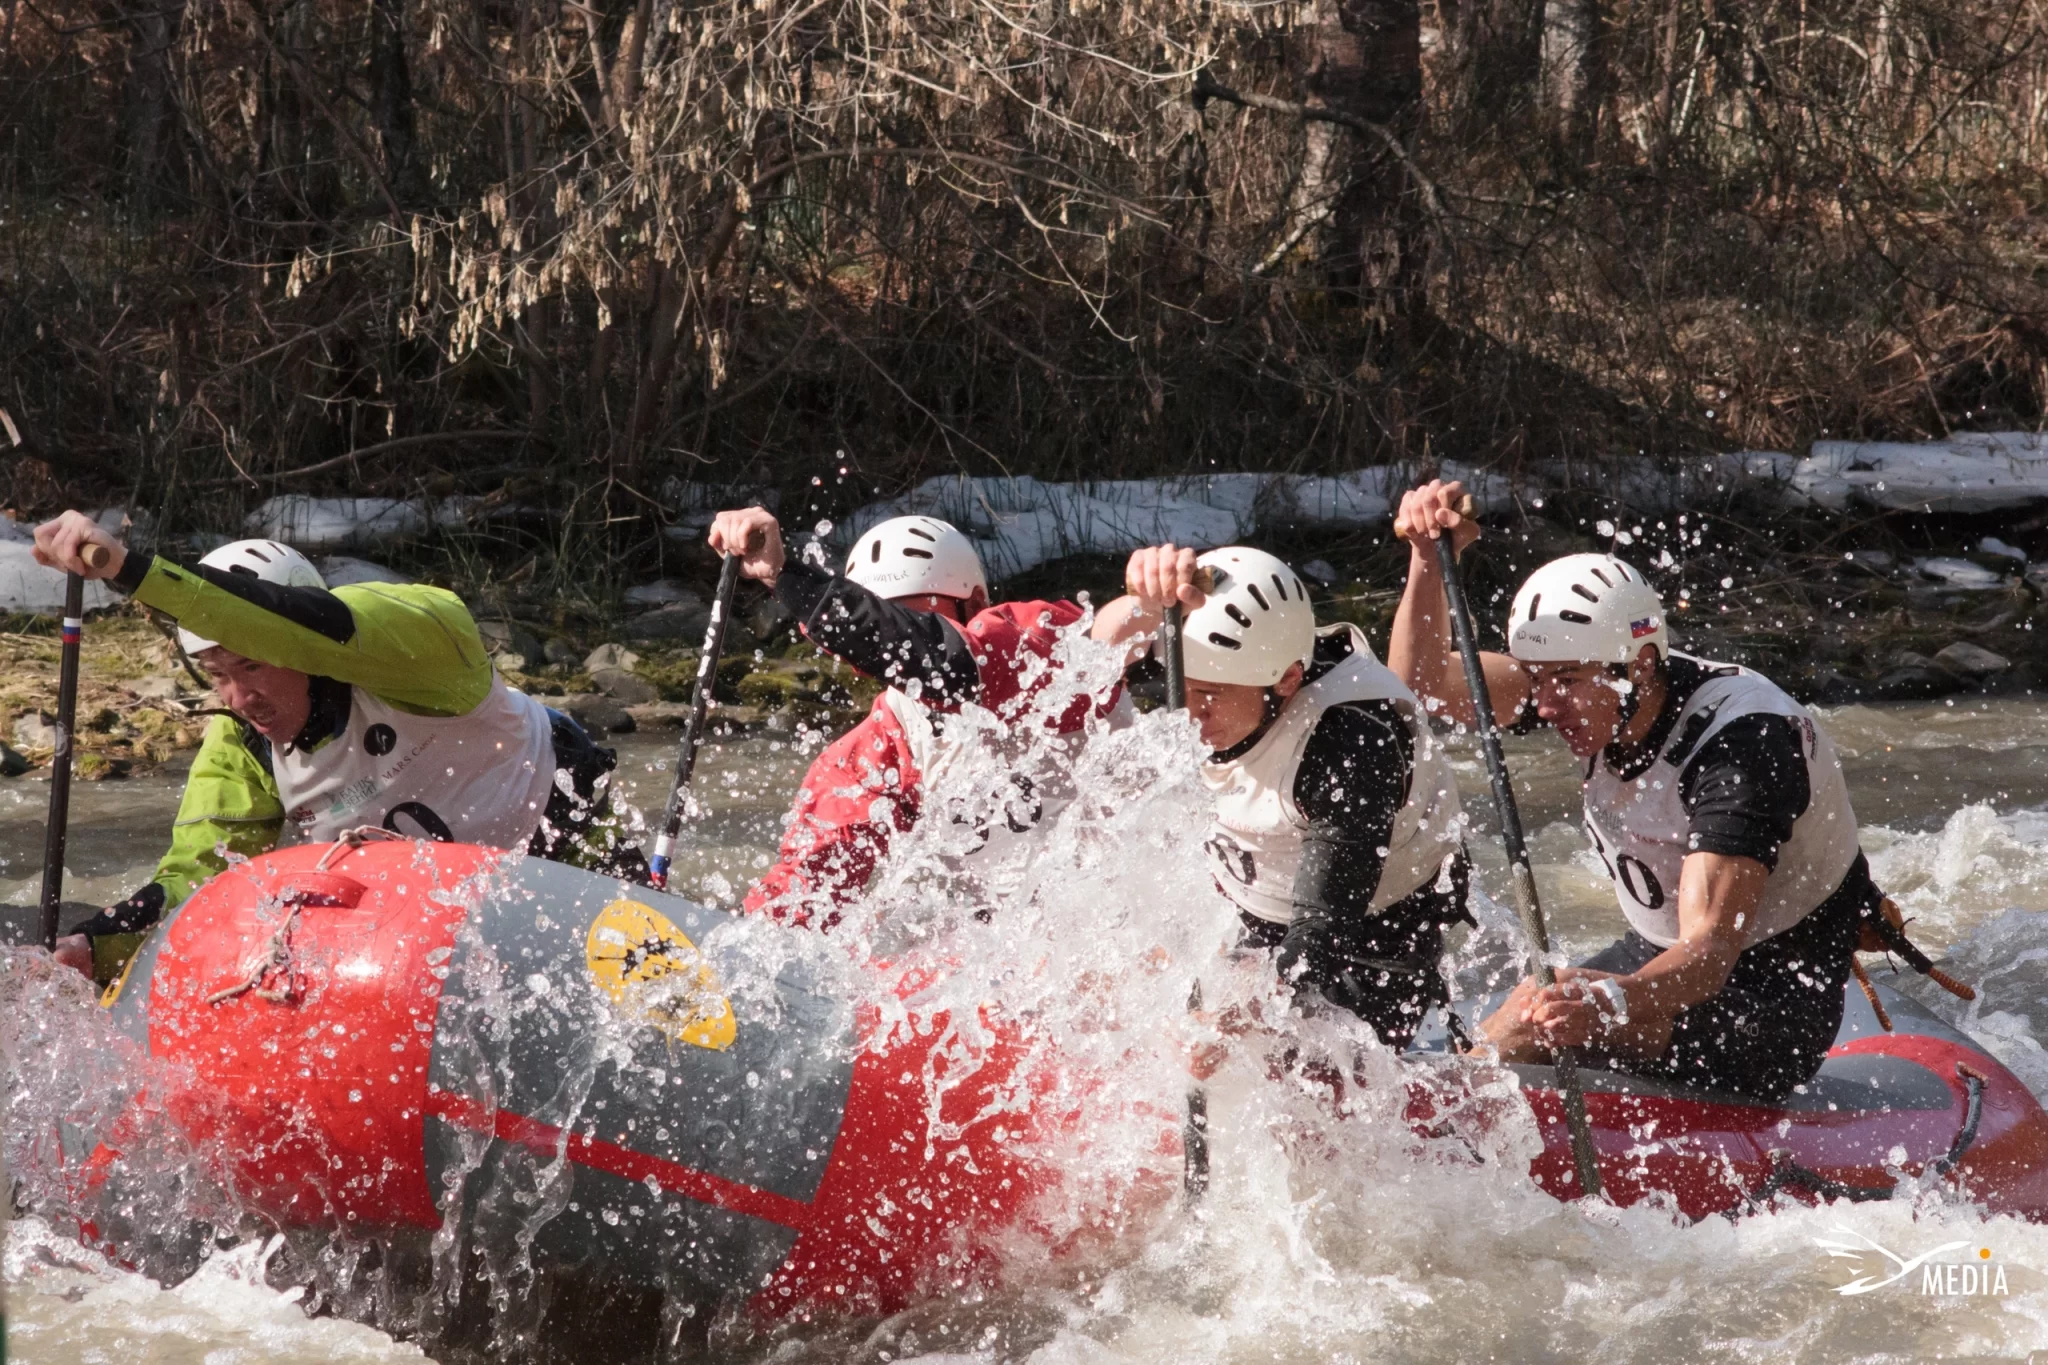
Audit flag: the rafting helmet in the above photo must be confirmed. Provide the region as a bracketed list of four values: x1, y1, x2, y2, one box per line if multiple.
[178, 539, 326, 656]
[1181, 547, 1315, 687]
[1506, 554, 1667, 664]
[844, 516, 987, 602]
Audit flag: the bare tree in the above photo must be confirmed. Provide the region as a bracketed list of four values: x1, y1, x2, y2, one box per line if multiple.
[1543, 0, 1606, 161]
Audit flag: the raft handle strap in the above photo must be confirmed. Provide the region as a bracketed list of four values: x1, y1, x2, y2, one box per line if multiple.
[315, 825, 405, 871]
[1719, 1064, 1988, 1219]
[1862, 897, 1977, 1002]
[1850, 959, 1893, 1032]
[1934, 1064, 1988, 1177]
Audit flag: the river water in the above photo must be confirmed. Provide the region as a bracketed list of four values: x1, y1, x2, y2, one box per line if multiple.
[8, 693, 2048, 1362]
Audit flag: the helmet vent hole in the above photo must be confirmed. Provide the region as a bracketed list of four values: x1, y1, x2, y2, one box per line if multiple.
[1270, 574, 1287, 601]
[1225, 604, 1252, 628]
[1246, 583, 1270, 611]
[1571, 583, 1600, 602]
[870, 541, 884, 562]
[248, 548, 273, 562]
[1207, 632, 1243, 650]
[1559, 609, 1594, 625]
[1590, 567, 1612, 588]
[902, 548, 934, 559]
[228, 565, 258, 577]
[1528, 593, 1541, 618]
[907, 526, 937, 542]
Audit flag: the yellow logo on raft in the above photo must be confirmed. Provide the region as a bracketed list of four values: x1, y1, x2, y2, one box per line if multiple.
[585, 899, 736, 1050]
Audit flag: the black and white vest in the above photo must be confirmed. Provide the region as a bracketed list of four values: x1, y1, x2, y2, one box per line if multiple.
[276, 676, 559, 850]
[1200, 625, 1463, 926]
[1582, 653, 1860, 949]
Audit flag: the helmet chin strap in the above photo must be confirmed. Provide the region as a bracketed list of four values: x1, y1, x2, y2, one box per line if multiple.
[1214, 685, 1289, 757]
[1258, 686, 1286, 730]
[1605, 663, 1643, 732]
[1604, 655, 1666, 736]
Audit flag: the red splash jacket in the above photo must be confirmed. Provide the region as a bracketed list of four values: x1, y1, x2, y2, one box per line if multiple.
[744, 564, 1105, 926]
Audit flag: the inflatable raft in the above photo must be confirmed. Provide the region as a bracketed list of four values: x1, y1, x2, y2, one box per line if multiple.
[86, 837, 1086, 1318]
[1412, 980, 2048, 1221]
[75, 836, 2048, 1323]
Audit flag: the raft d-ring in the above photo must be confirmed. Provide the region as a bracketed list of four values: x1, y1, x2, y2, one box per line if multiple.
[206, 904, 304, 1007]
[315, 825, 406, 871]
[204, 874, 365, 1007]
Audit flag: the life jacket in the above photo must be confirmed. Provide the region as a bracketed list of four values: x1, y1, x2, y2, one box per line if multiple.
[1200, 624, 1463, 926]
[275, 675, 558, 849]
[1580, 652, 1861, 949]
[747, 597, 1116, 920]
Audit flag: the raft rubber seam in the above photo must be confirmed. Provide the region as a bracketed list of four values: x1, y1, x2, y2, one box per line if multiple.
[425, 1086, 815, 1230]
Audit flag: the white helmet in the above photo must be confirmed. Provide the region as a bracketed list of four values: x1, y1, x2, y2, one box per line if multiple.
[1506, 553, 1667, 664]
[844, 516, 987, 601]
[178, 539, 326, 655]
[1181, 547, 1315, 687]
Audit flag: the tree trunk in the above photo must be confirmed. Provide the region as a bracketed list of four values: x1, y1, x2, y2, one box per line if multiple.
[1542, 0, 1604, 164]
[367, 0, 419, 203]
[1293, 0, 1424, 323]
[124, 4, 184, 211]
[1442, 0, 1544, 131]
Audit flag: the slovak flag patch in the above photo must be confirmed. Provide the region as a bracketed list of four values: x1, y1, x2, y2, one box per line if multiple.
[1630, 617, 1658, 638]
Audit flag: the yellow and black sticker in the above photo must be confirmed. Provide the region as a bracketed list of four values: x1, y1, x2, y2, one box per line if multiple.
[585, 900, 736, 1050]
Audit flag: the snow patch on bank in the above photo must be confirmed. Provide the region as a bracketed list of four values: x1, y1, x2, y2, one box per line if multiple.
[0, 509, 125, 614]
[36, 433, 2027, 603]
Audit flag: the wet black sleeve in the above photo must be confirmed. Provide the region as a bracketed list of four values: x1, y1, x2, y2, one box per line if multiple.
[774, 560, 980, 704]
[114, 553, 355, 643]
[1677, 714, 1811, 870]
[1277, 701, 1414, 980]
[75, 882, 168, 938]
[1121, 656, 1167, 708]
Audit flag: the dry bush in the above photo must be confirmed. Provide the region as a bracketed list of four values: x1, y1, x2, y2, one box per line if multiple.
[1, 0, 2044, 578]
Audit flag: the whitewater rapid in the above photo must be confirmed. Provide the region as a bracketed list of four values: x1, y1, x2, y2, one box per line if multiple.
[8, 693, 2048, 1362]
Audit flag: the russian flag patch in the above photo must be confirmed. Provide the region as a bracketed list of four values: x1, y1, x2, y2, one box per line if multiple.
[1630, 617, 1658, 638]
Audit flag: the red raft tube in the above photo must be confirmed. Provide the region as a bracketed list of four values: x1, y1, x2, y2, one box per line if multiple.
[1411, 977, 2048, 1221]
[90, 838, 1079, 1318]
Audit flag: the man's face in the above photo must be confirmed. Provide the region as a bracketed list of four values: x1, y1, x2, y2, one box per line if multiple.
[1186, 663, 1304, 751]
[1525, 658, 1635, 758]
[197, 648, 313, 740]
[1184, 678, 1267, 750]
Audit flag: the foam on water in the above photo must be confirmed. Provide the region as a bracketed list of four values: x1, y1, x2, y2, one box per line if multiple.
[5, 1217, 426, 1363]
[13, 666, 2048, 1361]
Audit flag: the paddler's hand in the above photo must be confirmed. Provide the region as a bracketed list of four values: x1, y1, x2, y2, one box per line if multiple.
[1395, 480, 1479, 560]
[1517, 975, 1612, 1051]
[32, 511, 126, 580]
[1122, 544, 1205, 616]
[707, 507, 784, 586]
[1186, 1002, 1256, 1081]
[52, 933, 93, 978]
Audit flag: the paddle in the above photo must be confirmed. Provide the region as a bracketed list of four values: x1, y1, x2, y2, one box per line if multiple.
[1416, 501, 1605, 1200]
[39, 545, 104, 950]
[1161, 567, 1214, 1201]
[647, 553, 744, 891]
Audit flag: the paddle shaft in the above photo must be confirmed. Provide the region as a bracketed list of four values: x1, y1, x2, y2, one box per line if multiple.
[38, 570, 86, 950]
[647, 553, 744, 889]
[1430, 531, 1604, 1201]
[1160, 596, 1209, 1198]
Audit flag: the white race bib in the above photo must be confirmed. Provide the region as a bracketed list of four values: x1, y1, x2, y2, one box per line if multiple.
[1581, 654, 1860, 948]
[276, 676, 559, 851]
[1202, 624, 1463, 926]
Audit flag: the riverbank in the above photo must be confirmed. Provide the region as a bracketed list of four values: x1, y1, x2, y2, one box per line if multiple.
[8, 457, 2048, 780]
